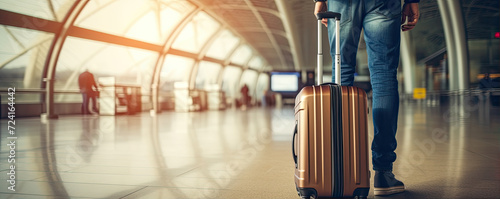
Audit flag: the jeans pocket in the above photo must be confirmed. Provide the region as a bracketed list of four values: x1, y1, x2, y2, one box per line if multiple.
[374, 0, 401, 19]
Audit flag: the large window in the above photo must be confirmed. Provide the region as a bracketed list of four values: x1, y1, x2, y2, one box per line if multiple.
[411, 0, 446, 61]
[461, 0, 499, 84]
[230, 44, 253, 65]
[0, 26, 54, 102]
[0, 0, 269, 110]
[205, 29, 240, 60]
[195, 61, 222, 90]
[55, 37, 158, 102]
[171, 11, 221, 54]
[255, 73, 270, 102]
[160, 54, 195, 91]
[75, 0, 195, 45]
[221, 66, 242, 99]
[239, 69, 258, 99]
[0, 0, 74, 21]
[248, 56, 264, 70]
[408, 0, 446, 89]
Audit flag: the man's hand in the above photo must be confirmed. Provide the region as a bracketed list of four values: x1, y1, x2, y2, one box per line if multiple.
[401, 3, 419, 31]
[314, 1, 328, 27]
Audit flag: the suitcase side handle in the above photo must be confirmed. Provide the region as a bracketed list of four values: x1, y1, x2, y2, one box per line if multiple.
[292, 123, 298, 168]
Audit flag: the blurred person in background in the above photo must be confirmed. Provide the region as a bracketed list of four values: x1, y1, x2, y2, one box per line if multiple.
[78, 69, 99, 115]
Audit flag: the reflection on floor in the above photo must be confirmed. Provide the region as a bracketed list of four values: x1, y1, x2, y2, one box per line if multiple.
[1, 97, 500, 198]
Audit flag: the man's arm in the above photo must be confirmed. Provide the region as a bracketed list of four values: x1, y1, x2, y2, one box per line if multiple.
[401, 1, 420, 31]
[313, 0, 328, 27]
[90, 74, 99, 90]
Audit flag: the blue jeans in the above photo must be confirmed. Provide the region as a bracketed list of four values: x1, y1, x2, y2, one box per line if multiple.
[82, 92, 98, 114]
[327, 0, 401, 171]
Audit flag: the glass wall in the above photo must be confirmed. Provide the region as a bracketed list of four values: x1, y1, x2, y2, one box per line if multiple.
[195, 61, 222, 90]
[239, 69, 258, 101]
[160, 54, 195, 91]
[205, 29, 240, 60]
[0, 0, 271, 112]
[171, 11, 220, 54]
[255, 73, 270, 104]
[230, 44, 253, 66]
[405, 0, 499, 90]
[0, 26, 54, 102]
[410, 0, 446, 90]
[55, 37, 158, 102]
[0, 0, 74, 21]
[221, 66, 242, 102]
[461, 0, 499, 85]
[248, 56, 265, 70]
[75, 0, 195, 45]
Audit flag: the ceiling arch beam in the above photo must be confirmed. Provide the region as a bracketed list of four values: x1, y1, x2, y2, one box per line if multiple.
[189, 25, 227, 90]
[207, 4, 281, 18]
[150, 6, 202, 113]
[275, 0, 302, 71]
[189, 0, 270, 71]
[237, 27, 287, 38]
[243, 0, 287, 69]
[42, 0, 89, 119]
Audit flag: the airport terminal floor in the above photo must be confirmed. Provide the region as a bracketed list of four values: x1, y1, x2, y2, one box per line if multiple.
[0, 97, 500, 199]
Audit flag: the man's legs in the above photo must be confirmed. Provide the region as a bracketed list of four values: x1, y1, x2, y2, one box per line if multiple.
[363, 0, 401, 174]
[328, 0, 401, 170]
[327, 0, 363, 85]
[90, 95, 99, 113]
[82, 93, 90, 114]
[363, 0, 404, 195]
[328, 0, 404, 195]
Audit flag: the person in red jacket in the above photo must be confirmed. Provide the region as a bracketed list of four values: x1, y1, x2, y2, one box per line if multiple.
[78, 70, 99, 114]
[240, 84, 250, 109]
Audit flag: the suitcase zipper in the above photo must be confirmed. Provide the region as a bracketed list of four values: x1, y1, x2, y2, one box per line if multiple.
[331, 84, 344, 197]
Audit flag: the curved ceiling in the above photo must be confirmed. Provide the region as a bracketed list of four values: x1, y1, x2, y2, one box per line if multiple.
[0, 0, 498, 77]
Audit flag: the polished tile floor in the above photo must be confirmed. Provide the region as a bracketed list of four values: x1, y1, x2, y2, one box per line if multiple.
[1, 97, 500, 198]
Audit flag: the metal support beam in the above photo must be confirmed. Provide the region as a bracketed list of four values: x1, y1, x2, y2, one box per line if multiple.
[150, 7, 201, 113]
[42, 0, 89, 119]
[67, 26, 163, 51]
[190, 0, 269, 72]
[438, 0, 458, 91]
[447, 0, 469, 90]
[0, 9, 62, 33]
[401, 31, 417, 94]
[243, 0, 287, 69]
[210, 4, 281, 17]
[438, 0, 469, 91]
[189, 25, 225, 90]
[275, 0, 303, 71]
[0, 37, 52, 69]
[217, 40, 245, 88]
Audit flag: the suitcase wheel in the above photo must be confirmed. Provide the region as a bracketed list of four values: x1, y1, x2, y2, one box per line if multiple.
[296, 188, 317, 199]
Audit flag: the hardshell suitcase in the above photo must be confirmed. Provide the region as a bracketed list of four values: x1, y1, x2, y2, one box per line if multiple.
[292, 12, 370, 198]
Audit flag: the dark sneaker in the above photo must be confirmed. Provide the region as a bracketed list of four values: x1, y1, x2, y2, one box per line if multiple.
[374, 170, 405, 196]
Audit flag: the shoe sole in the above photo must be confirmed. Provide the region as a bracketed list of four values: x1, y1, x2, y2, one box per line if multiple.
[374, 185, 405, 196]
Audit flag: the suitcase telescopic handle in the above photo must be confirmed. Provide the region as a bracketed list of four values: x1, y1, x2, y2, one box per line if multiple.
[316, 12, 341, 20]
[292, 123, 298, 168]
[316, 12, 341, 85]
